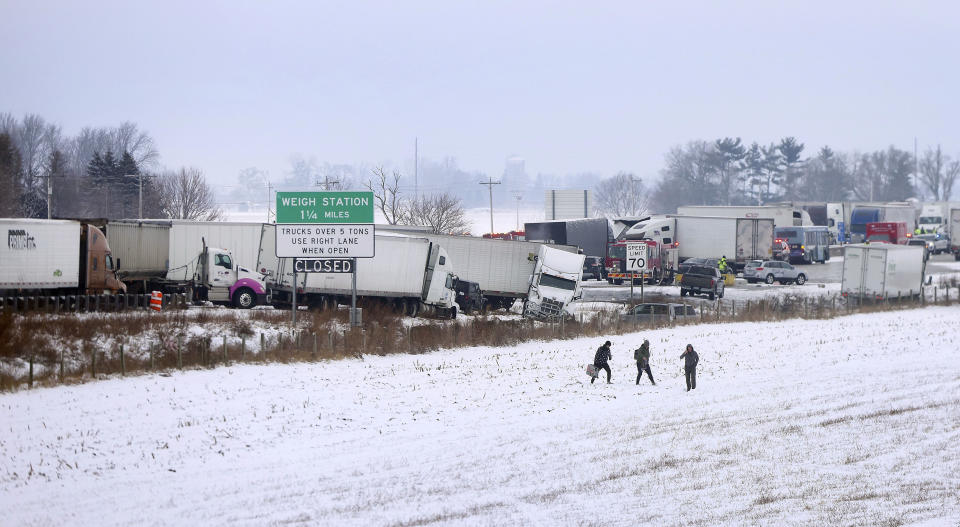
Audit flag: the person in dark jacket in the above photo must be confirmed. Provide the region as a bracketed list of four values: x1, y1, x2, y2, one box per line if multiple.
[680, 344, 699, 391]
[592, 341, 613, 384]
[634, 339, 655, 385]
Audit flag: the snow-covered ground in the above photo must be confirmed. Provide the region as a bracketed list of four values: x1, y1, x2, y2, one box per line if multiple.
[2, 307, 959, 526]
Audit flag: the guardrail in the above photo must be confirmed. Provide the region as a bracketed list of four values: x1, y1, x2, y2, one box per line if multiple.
[0, 293, 188, 313]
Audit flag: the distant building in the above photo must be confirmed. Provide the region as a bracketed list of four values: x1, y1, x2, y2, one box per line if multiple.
[545, 189, 593, 220]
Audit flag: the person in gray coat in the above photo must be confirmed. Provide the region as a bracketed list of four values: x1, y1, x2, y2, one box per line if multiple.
[680, 344, 699, 391]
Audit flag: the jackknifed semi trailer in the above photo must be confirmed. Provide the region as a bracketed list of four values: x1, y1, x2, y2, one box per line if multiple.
[379, 226, 581, 310]
[258, 225, 458, 317]
[841, 244, 925, 303]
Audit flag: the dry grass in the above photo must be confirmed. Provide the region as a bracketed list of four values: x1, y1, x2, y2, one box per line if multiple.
[1, 288, 955, 392]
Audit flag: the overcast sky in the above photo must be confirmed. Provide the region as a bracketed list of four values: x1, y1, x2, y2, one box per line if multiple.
[2, 1, 958, 189]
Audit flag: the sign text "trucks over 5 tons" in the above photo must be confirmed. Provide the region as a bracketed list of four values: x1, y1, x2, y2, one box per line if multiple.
[275, 224, 374, 258]
[276, 191, 374, 224]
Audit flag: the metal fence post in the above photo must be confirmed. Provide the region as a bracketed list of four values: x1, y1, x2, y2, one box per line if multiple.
[241, 336, 246, 360]
[177, 335, 183, 370]
[120, 344, 126, 376]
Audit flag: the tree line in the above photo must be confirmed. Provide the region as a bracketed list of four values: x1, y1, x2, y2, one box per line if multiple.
[0, 112, 221, 220]
[643, 137, 959, 214]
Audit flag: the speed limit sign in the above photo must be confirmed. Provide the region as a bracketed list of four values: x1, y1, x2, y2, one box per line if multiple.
[626, 243, 649, 271]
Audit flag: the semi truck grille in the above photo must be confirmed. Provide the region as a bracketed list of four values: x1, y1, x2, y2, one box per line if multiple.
[525, 297, 565, 321]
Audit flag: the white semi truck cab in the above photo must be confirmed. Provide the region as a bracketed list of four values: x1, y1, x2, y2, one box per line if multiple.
[191, 245, 269, 308]
[524, 245, 585, 320]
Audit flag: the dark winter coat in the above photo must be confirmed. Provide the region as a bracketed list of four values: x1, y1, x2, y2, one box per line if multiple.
[681, 349, 699, 371]
[634, 342, 650, 365]
[594, 344, 612, 366]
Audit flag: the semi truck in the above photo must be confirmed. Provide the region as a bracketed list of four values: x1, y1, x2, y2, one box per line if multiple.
[1, 219, 126, 296]
[105, 220, 269, 308]
[523, 245, 585, 320]
[524, 218, 612, 259]
[676, 205, 811, 228]
[848, 204, 915, 243]
[621, 215, 774, 270]
[378, 226, 581, 310]
[918, 202, 960, 234]
[841, 244, 925, 302]
[258, 225, 458, 318]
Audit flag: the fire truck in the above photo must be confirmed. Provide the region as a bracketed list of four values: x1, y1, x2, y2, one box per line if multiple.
[605, 239, 678, 285]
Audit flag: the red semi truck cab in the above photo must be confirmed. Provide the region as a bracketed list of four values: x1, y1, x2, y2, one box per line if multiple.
[865, 222, 909, 245]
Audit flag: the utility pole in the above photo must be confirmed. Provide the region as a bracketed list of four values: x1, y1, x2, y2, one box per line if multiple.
[479, 177, 501, 235]
[914, 137, 919, 199]
[511, 190, 523, 231]
[316, 175, 340, 190]
[414, 137, 418, 200]
[266, 182, 274, 222]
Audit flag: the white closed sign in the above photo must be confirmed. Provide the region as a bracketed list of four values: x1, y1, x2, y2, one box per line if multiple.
[626, 243, 649, 271]
[275, 224, 375, 258]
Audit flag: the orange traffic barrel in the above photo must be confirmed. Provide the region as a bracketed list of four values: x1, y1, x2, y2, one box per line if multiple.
[150, 291, 163, 311]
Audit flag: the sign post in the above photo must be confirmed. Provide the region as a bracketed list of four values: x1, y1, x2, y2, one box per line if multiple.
[275, 191, 375, 326]
[626, 243, 649, 307]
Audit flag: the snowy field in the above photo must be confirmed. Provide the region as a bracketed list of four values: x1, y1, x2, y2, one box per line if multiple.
[2, 307, 960, 526]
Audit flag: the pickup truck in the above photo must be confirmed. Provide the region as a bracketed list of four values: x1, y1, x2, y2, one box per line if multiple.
[679, 265, 725, 300]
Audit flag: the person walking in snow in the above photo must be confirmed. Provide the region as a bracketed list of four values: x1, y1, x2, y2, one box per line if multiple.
[592, 340, 613, 384]
[680, 344, 699, 391]
[634, 339, 655, 385]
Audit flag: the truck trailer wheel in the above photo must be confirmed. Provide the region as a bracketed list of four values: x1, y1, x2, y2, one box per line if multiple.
[233, 287, 256, 309]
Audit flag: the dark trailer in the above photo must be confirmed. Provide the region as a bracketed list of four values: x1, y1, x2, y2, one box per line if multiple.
[524, 218, 613, 259]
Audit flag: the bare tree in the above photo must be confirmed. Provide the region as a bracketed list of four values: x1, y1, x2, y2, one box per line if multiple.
[405, 192, 470, 234]
[111, 122, 159, 168]
[365, 166, 405, 224]
[157, 167, 222, 220]
[0, 133, 21, 216]
[594, 172, 649, 217]
[919, 145, 959, 200]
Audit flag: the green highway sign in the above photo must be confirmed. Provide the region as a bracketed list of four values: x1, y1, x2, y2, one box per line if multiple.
[276, 191, 374, 224]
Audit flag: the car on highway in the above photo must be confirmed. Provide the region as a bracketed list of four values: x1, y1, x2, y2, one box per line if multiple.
[680, 265, 725, 299]
[620, 302, 698, 324]
[742, 260, 808, 285]
[915, 234, 949, 255]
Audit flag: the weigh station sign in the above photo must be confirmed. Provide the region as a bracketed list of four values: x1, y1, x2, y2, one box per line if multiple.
[275, 191, 375, 258]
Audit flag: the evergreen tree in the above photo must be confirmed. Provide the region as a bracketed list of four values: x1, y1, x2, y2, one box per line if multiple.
[714, 137, 746, 205]
[0, 133, 22, 215]
[777, 137, 805, 200]
[761, 143, 783, 203]
[881, 146, 915, 200]
[741, 142, 764, 205]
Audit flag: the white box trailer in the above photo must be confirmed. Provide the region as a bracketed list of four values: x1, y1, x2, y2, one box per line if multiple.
[1, 219, 80, 290]
[1, 219, 125, 295]
[841, 244, 925, 301]
[106, 220, 171, 279]
[165, 221, 265, 280]
[623, 215, 773, 268]
[378, 227, 580, 309]
[677, 205, 811, 228]
[258, 225, 457, 317]
[950, 208, 960, 259]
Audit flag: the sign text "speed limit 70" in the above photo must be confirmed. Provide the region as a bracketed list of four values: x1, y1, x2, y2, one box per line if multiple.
[626, 243, 649, 271]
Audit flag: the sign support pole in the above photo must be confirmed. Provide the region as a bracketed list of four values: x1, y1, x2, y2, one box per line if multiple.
[292, 258, 297, 325]
[630, 274, 634, 310]
[351, 257, 358, 327]
[641, 271, 644, 304]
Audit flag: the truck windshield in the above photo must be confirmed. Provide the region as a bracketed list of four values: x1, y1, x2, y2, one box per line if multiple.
[539, 273, 577, 291]
[609, 245, 626, 259]
[919, 216, 941, 224]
